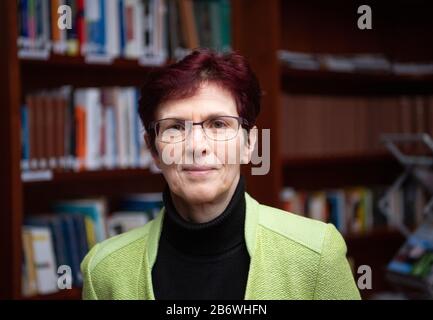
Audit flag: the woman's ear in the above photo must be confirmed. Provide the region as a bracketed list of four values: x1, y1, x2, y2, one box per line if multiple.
[144, 133, 161, 169]
[241, 126, 257, 164]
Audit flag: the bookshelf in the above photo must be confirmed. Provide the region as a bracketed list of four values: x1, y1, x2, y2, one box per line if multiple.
[1, 0, 432, 300]
[0, 0, 283, 300]
[20, 56, 159, 90]
[279, 0, 433, 299]
[281, 67, 433, 95]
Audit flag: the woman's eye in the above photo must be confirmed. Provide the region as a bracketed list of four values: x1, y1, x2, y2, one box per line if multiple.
[169, 123, 185, 130]
[211, 120, 227, 128]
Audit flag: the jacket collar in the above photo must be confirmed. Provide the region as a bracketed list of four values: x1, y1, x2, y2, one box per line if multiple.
[139, 192, 260, 299]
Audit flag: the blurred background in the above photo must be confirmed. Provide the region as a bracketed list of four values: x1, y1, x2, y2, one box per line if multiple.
[1, 0, 433, 300]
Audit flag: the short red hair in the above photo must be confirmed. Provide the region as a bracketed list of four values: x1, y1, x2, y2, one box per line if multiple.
[138, 49, 262, 153]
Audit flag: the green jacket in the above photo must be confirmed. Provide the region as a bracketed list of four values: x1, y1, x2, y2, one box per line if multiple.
[81, 192, 361, 300]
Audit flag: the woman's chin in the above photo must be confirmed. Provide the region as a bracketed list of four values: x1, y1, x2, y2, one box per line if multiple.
[182, 187, 219, 204]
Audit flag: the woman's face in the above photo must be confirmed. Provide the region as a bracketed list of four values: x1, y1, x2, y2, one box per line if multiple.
[149, 83, 256, 205]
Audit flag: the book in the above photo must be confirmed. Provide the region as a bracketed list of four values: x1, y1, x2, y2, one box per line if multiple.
[21, 87, 154, 174]
[52, 197, 108, 243]
[118, 192, 163, 219]
[17, 0, 231, 62]
[22, 226, 58, 295]
[107, 212, 151, 237]
[21, 229, 38, 297]
[387, 217, 433, 296]
[280, 184, 426, 235]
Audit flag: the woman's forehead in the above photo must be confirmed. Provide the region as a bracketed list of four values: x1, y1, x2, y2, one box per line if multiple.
[156, 84, 238, 119]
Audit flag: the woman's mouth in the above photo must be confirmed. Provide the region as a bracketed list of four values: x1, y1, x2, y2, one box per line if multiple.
[182, 165, 217, 177]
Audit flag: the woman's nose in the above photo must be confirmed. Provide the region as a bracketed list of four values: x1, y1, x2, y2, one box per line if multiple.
[186, 124, 210, 154]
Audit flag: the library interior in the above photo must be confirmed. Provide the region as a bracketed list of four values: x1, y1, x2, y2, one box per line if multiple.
[1, 0, 433, 300]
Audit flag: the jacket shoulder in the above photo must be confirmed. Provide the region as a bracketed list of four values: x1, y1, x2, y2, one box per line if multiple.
[81, 220, 153, 273]
[257, 203, 329, 254]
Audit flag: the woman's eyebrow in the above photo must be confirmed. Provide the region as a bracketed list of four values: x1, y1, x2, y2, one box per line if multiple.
[204, 112, 232, 118]
[159, 113, 233, 120]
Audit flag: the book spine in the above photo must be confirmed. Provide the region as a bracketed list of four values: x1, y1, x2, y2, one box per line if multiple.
[21, 105, 30, 171]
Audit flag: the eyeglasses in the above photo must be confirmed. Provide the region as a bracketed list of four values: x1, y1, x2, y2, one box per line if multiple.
[149, 116, 249, 143]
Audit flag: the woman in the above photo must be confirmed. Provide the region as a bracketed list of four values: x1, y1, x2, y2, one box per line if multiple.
[81, 49, 361, 300]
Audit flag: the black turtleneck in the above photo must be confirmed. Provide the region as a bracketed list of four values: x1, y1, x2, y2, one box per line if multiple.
[151, 176, 250, 300]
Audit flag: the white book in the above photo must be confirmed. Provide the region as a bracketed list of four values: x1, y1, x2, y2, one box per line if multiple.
[84, 89, 103, 170]
[126, 88, 139, 167]
[24, 226, 58, 295]
[104, 105, 117, 169]
[105, 0, 121, 58]
[309, 193, 327, 222]
[124, 0, 144, 59]
[135, 0, 145, 58]
[115, 89, 129, 168]
[107, 212, 151, 237]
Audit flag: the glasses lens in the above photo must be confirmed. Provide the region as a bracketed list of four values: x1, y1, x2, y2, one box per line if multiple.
[158, 119, 185, 143]
[203, 117, 239, 141]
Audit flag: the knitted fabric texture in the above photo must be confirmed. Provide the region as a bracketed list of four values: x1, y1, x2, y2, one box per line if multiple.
[81, 193, 361, 300]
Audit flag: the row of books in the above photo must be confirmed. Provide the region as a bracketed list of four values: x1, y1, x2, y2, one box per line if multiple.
[280, 94, 433, 157]
[387, 216, 433, 297]
[280, 181, 429, 235]
[278, 50, 433, 76]
[20, 87, 155, 174]
[22, 193, 163, 297]
[17, 0, 231, 63]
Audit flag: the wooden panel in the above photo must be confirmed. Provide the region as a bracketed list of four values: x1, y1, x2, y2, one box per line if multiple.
[0, 0, 23, 300]
[280, 0, 433, 61]
[283, 153, 402, 189]
[232, 0, 283, 208]
[20, 56, 158, 92]
[346, 229, 405, 299]
[23, 170, 165, 214]
[281, 67, 433, 96]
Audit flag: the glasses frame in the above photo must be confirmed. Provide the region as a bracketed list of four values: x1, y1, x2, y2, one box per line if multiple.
[149, 116, 250, 143]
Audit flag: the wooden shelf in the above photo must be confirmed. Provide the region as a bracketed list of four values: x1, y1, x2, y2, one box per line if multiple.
[23, 169, 166, 214]
[281, 66, 433, 95]
[20, 55, 165, 91]
[282, 152, 402, 189]
[283, 152, 396, 166]
[344, 228, 404, 243]
[22, 287, 82, 300]
[23, 168, 163, 185]
[345, 228, 406, 299]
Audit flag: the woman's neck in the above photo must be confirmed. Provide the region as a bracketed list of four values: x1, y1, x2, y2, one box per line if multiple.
[170, 175, 240, 223]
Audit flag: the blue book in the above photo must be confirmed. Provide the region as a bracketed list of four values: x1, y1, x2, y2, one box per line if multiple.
[24, 215, 69, 272]
[21, 105, 30, 167]
[326, 191, 345, 233]
[68, 214, 89, 263]
[119, 194, 163, 219]
[118, 0, 125, 56]
[388, 218, 433, 279]
[18, 0, 29, 41]
[52, 199, 107, 243]
[85, 0, 102, 55]
[97, 0, 106, 55]
[58, 214, 82, 286]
